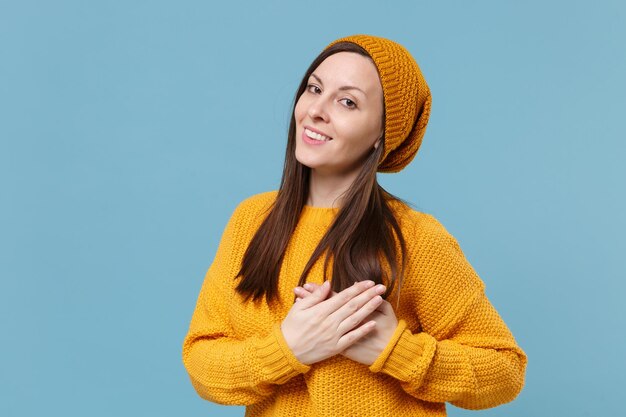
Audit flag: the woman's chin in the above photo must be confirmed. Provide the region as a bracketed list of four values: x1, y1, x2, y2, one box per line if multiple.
[295, 153, 323, 170]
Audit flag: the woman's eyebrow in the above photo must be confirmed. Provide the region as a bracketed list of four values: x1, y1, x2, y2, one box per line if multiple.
[310, 73, 367, 97]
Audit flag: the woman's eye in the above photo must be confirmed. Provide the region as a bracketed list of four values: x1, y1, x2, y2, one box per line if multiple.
[307, 84, 321, 94]
[340, 98, 357, 109]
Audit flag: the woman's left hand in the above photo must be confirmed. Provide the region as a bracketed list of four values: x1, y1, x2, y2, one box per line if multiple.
[294, 283, 399, 366]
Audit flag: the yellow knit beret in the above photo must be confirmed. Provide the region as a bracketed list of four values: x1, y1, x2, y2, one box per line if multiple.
[325, 34, 432, 173]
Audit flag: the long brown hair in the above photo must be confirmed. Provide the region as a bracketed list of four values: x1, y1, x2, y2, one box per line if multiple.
[235, 42, 409, 305]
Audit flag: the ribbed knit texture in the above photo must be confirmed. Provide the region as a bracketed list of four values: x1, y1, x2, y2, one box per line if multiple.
[325, 34, 432, 173]
[182, 191, 527, 417]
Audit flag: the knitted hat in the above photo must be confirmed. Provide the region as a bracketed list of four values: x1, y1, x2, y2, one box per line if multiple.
[324, 35, 432, 173]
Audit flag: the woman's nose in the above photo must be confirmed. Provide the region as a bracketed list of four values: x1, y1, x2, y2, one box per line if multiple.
[307, 96, 330, 122]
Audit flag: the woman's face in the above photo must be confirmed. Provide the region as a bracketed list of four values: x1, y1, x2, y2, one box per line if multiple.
[294, 52, 384, 178]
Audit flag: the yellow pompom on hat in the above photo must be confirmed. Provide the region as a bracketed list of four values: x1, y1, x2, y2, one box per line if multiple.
[324, 34, 432, 173]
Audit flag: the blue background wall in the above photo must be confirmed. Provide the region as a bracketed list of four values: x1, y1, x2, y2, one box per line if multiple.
[1, 1, 624, 416]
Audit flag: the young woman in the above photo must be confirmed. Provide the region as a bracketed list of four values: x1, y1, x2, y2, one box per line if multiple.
[182, 34, 527, 417]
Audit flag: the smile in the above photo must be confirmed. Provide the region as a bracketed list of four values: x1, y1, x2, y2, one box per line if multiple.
[304, 128, 332, 142]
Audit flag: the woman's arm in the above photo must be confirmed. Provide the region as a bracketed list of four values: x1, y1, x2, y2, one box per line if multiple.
[183, 197, 392, 405]
[182, 277, 310, 405]
[296, 213, 528, 409]
[369, 292, 527, 409]
[368, 213, 527, 409]
[181, 204, 310, 406]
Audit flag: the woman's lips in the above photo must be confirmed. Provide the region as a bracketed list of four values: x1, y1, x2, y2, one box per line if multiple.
[302, 127, 332, 145]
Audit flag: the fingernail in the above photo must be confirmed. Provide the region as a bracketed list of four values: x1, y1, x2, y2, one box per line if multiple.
[376, 284, 386, 294]
[303, 283, 312, 291]
[322, 281, 330, 288]
[364, 280, 375, 288]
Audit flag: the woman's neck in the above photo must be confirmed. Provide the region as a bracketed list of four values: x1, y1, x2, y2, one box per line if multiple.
[306, 169, 359, 208]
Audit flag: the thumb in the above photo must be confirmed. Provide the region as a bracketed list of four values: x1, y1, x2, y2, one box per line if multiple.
[296, 280, 330, 309]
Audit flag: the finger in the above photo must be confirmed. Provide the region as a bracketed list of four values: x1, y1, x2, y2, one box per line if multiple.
[335, 293, 384, 335]
[293, 287, 309, 297]
[336, 320, 377, 351]
[297, 284, 339, 300]
[303, 283, 320, 292]
[376, 299, 395, 315]
[295, 286, 315, 299]
[295, 280, 331, 309]
[317, 280, 377, 315]
[328, 283, 386, 324]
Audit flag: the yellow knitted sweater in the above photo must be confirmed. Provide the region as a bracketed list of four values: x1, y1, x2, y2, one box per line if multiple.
[182, 191, 527, 416]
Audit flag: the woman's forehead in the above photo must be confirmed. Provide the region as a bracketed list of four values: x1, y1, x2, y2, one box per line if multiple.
[311, 52, 382, 96]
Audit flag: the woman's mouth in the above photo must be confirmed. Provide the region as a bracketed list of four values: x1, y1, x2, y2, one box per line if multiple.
[303, 127, 332, 145]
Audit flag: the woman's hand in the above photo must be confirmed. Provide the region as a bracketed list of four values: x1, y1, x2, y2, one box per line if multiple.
[294, 282, 399, 366]
[280, 280, 386, 366]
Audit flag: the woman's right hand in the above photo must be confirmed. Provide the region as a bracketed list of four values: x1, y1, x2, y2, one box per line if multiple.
[280, 280, 386, 365]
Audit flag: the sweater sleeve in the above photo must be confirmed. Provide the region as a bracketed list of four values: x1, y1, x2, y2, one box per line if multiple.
[369, 213, 527, 410]
[181, 202, 311, 406]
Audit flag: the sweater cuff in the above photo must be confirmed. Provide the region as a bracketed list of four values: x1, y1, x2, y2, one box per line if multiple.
[369, 320, 437, 384]
[252, 323, 311, 385]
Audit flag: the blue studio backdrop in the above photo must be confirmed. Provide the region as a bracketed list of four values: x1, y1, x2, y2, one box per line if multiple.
[1, 1, 625, 416]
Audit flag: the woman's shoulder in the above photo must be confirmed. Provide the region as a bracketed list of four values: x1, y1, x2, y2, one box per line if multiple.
[231, 190, 279, 219]
[393, 202, 485, 291]
[388, 199, 457, 243]
[237, 190, 278, 207]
